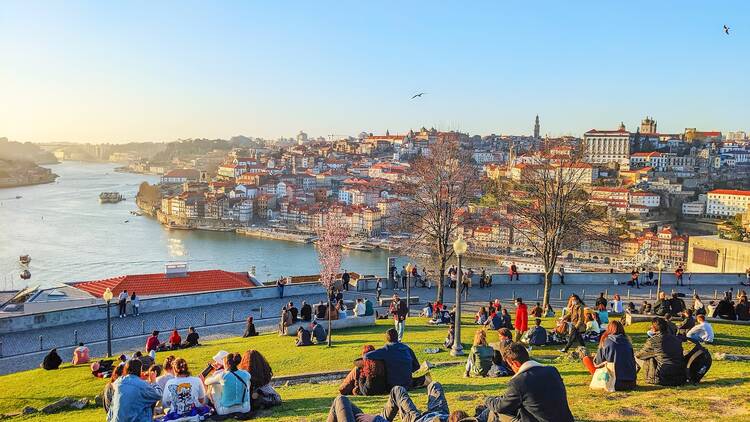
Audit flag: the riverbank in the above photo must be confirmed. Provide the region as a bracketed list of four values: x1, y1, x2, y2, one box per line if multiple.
[0, 176, 57, 189]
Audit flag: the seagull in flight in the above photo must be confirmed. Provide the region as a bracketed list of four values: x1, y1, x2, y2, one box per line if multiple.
[723, 25, 730, 35]
[411, 92, 426, 99]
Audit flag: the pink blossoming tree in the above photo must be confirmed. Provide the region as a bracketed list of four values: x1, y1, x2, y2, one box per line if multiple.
[316, 216, 349, 346]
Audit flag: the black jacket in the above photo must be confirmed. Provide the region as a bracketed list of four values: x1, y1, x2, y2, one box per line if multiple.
[485, 363, 573, 422]
[714, 300, 736, 320]
[737, 302, 750, 321]
[296, 329, 312, 346]
[42, 351, 62, 370]
[653, 299, 672, 316]
[670, 297, 686, 315]
[312, 324, 328, 343]
[677, 315, 696, 334]
[315, 304, 327, 319]
[635, 333, 686, 386]
[594, 334, 637, 385]
[300, 304, 312, 321]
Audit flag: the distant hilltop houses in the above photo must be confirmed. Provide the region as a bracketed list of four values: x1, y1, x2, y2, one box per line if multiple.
[117, 116, 750, 271]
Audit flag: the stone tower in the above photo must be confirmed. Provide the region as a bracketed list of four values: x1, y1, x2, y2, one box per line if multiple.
[534, 115, 540, 139]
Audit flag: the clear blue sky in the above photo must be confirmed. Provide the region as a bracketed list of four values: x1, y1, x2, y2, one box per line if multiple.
[0, 1, 747, 143]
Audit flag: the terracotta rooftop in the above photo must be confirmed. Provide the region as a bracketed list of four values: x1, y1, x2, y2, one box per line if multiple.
[72, 270, 253, 298]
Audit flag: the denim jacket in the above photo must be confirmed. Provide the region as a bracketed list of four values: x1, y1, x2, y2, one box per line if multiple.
[107, 375, 162, 422]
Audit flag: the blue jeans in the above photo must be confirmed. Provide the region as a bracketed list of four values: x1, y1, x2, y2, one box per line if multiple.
[381, 383, 449, 422]
[278, 284, 284, 298]
[395, 320, 405, 342]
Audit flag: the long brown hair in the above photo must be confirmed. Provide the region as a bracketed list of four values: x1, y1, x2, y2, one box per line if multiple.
[173, 358, 190, 377]
[240, 350, 273, 389]
[361, 344, 383, 379]
[599, 320, 627, 347]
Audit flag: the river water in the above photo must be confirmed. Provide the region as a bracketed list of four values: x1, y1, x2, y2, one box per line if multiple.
[0, 162, 394, 289]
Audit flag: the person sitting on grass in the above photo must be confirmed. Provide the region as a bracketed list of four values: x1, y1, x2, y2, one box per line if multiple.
[714, 292, 737, 320]
[476, 343, 574, 422]
[527, 318, 548, 347]
[635, 317, 686, 386]
[476, 306, 489, 325]
[489, 328, 514, 377]
[500, 308, 513, 331]
[296, 326, 313, 346]
[686, 314, 714, 344]
[243, 316, 258, 337]
[168, 329, 182, 350]
[596, 304, 609, 326]
[529, 302, 543, 319]
[583, 320, 637, 391]
[240, 350, 282, 409]
[485, 309, 504, 331]
[327, 382, 465, 422]
[108, 358, 162, 422]
[677, 309, 696, 336]
[339, 345, 388, 396]
[162, 358, 211, 419]
[444, 325, 455, 349]
[41, 348, 62, 370]
[156, 356, 176, 391]
[365, 328, 426, 390]
[312, 320, 328, 344]
[204, 352, 251, 416]
[182, 326, 200, 348]
[420, 302, 434, 318]
[465, 330, 494, 377]
[300, 301, 313, 322]
[736, 294, 750, 321]
[145, 330, 163, 353]
[583, 312, 602, 342]
[103, 364, 125, 414]
[72, 342, 90, 365]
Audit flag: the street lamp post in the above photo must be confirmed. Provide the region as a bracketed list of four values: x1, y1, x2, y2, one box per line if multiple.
[102, 288, 113, 358]
[656, 259, 665, 297]
[405, 262, 413, 312]
[451, 235, 468, 357]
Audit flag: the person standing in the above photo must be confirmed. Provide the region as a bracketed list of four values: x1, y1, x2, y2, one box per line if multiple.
[558, 265, 565, 285]
[276, 277, 287, 298]
[400, 266, 407, 291]
[560, 296, 586, 353]
[461, 268, 471, 300]
[375, 279, 383, 302]
[513, 298, 528, 342]
[118, 290, 128, 318]
[390, 295, 408, 342]
[674, 265, 684, 286]
[509, 262, 519, 281]
[130, 292, 140, 317]
[342, 270, 351, 291]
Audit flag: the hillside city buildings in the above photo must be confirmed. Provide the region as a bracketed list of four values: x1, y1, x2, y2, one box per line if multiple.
[118, 116, 750, 273]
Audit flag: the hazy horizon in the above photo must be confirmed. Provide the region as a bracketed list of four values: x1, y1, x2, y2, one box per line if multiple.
[1, 1, 748, 144]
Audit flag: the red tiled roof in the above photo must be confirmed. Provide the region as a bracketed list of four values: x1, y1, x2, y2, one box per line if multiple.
[72, 270, 253, 298]
[708, 189, 750, 197]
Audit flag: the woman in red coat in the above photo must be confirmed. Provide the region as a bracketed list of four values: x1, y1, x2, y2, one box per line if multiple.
[168, 330, 182, 350]
[514, 297, 529, 342]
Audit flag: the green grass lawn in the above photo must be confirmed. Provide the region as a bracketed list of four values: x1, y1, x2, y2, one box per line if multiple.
[1, 317, 749, 421]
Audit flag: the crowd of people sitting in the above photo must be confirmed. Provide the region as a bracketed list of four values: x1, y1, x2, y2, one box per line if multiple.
[99, 348, 281, 421]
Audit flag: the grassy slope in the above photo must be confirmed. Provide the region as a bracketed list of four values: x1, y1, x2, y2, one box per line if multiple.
[1, 318, 749, 421]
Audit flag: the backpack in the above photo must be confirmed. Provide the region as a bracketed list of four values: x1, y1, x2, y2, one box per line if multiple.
[684, 340, 712, 385]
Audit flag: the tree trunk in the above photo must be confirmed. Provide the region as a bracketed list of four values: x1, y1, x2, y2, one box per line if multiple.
[542, 270, 553, 309]
[436, 262, 446, 303]
[327, 297, 332, 347]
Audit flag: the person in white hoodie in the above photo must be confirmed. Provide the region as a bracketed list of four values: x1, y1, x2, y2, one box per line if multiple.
[686, 314, 714, 344]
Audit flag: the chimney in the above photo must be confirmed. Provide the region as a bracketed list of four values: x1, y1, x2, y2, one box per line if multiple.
[165, 262, 188, 278]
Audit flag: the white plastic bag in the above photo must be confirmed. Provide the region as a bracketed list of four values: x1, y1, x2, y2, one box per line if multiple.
[589, 362, 616, 392]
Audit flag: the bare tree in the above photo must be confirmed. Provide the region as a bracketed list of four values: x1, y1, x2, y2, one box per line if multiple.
[316, 216, 349, 346]
[499, 149, 611, 309]
[397, 140, 479, 302]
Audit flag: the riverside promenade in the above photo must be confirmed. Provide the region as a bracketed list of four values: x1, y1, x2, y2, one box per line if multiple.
[1, 271, 745, 375]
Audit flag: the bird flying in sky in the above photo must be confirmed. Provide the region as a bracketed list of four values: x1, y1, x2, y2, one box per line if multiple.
[723, 25, 730, 35]
[411, 92, 426, 99]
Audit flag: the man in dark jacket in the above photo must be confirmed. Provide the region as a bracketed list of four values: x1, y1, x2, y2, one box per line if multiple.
[669, 293, 686, 316]
[311, 321, 328, 344]
[315, 301, 328, 320]
[677, 309, 696, 335]
[477, 343, 574, 422]
[595, 292, 608, 309]
[714, 293, 737, 320]
[42, 348, 63, 370]
[635, 318, 686, 386]
[653, 292, 672, 317]
[300, 301, 313, 322]
[364, 328, 421, 390]
[342, 270, 351, 291]
[288, 301, 299, 322]
[295, 327, 313, 346]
